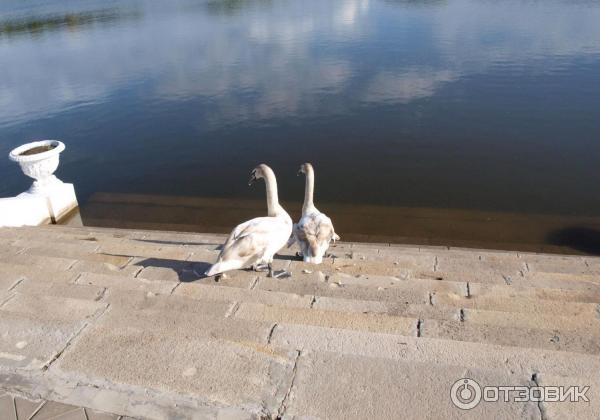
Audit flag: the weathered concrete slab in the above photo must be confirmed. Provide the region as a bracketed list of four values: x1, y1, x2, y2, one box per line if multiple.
[311, 295, 461, 322]
[436, 254, 527, 274]
[235, 302, 417, 335]
[421, 319, 600, 354]
[2, 225, 600, 419]
[1, 254, 75, 272]
[255, 274, 431, 305]
[13, 278, 104, 301]
[68, 260, 142, 278]
[282, 352, 540, 419]
[0, 394, 17, 420]
[15, 395, 43, 419]
[103, 289, 234, 317]
[463, 308, 600, 331]
[434, 293, 599, 317]
[522, 271, 600, 290]
[0, 262, 77, 288]
[98, 242, 192, 261]
[270, 323, 600, 379]
[175, 282, 313, 308]
[76, 272, 176, 295]
[0, 310, 86, 370]
[415, 269, 508, 285]
[536, 374, 600, 420]
[327, 273, 466, 294]
[469, 282, 600, 303]
[1, 293, 106, 322]
[57, 328, 294, 414]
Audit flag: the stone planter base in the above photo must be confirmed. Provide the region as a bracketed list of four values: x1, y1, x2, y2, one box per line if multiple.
[0, 183, 78, 227]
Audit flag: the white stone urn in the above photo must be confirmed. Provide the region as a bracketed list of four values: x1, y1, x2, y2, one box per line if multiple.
[9, 140, 66, 194]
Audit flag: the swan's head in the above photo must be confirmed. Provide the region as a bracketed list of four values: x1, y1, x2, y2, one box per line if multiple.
[248, 163, 271, 186]
[298, 162, 313, 176]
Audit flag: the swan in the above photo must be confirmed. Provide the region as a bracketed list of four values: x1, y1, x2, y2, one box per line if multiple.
[205, 164, 292, 279]
[291, 163, 340, 264]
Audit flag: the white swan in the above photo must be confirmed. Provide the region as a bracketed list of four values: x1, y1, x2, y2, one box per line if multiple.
[205, 164, 292, 279]
[291, 163, 340, 264]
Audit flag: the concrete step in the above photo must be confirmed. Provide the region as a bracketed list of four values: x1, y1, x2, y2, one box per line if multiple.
[7, 226, 600, 292]
[3, 225, 600, 419]
[0, 310, 88, 370]
[433, 293, 599, 318]
[0, 292, 108, 370]
[270, 323, 600, 379]
[234, 302, 417, 336]
[1, 292, 107, 322]
[7, 264, 596, 354]
[52, 308, 293, 417]
[421, 318, 600, 355]
[281, 351, 541, 419]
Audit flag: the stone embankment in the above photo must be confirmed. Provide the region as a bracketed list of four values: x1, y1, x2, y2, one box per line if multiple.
[0, 225, 599, 419]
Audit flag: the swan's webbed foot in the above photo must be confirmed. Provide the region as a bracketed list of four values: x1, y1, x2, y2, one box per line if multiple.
[267, 263, 274, 278]
[253, 263, 269, 272]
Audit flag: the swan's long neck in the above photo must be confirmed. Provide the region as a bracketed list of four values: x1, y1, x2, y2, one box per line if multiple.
[302, 166, 315, 214]
[263, 167, 284, 217]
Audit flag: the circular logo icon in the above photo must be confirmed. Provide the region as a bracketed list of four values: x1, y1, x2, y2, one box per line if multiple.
[451, 378, 482, 410]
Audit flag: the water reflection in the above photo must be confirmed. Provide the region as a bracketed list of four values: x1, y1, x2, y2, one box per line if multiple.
[205, 0, 273, 15]
[1, 0, 600, 226]
[0, 9, 129, 38]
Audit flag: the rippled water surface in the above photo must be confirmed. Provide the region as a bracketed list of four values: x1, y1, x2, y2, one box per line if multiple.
[2, 0, 600, 246]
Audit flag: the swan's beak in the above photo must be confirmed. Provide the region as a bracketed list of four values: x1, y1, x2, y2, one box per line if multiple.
[297, 169, 302, 176]
[248, 171, 257, 186]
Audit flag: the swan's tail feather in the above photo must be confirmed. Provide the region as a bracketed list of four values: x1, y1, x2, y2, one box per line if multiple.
[205, 260, 243, 277]
[332, 232, 340, 242]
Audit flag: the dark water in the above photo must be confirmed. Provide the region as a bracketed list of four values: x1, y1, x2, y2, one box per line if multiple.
[2, 0, 600, 243]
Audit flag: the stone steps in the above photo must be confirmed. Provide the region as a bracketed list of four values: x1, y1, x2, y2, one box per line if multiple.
[2, 225, 600, 419]
[2, 261, 598, 356]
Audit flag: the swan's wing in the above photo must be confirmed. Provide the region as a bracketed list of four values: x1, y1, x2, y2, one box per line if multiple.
[297, 213, 337, 255]
[314, 213, 337, 243]
[217, 217, 285, 262]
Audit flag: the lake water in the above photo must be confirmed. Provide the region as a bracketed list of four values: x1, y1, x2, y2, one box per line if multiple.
[2, 0, 600, 251]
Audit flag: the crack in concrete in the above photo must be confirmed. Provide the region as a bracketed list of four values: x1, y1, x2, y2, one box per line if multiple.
[459, 308, 465, 322]
[0, 292, 17, 309]
[531, 373, 547, 420]
[225, 302, 240, 318]
[433, 256, 439, 272]
[169, 282, 181, 296]
[309, 296, 316, 308]
[276, 350, 300, 419]
[7, 277, 25, 292]
[267, 323, 278, 344]
[465, 282, 471, 298]
[42, 323, 90, 372]
[66, 259, 79, 271]
[416, 319, 423, 337]
[94, 287, 108, 302]
[249, 276, 260, 290]
[43, 303, 111, 372]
